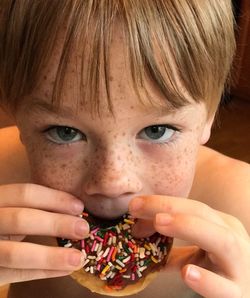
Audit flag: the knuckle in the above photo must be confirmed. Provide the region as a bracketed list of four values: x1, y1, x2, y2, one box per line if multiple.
[10, 208, 25, 231]
[229, 215, 245, 231]
[223, 228, 238, 255]
[1, 245, 15, 267]
[199, 202, 213, 218]
[52, 215, 64, 236]
[19, 183, 35, 204]
[45, 250, 56, 268]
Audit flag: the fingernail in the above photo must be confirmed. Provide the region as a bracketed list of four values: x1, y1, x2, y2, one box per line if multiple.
[156, 213, 172, 226]
[75, 220, 89, 237]
[130, 197, 143, 214]
[69, 251, 85, 267]
[186, 266, 201, 281]
[73, 200, 84, 214]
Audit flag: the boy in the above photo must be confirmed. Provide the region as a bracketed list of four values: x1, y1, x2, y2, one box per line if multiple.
[0, 1, 250, 297]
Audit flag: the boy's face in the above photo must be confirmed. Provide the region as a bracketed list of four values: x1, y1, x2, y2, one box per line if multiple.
[15, 31, 212, 219]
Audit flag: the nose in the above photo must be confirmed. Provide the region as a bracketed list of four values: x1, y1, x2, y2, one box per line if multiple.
[83, 148, 142, 198]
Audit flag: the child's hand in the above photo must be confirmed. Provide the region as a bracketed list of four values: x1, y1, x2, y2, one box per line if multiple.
[0, 184, 89, 286]
[130, 196, 250, 298]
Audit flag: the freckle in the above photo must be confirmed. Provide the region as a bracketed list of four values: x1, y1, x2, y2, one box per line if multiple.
[130, 106, 134, 110]
[43, 75, 47, 80]
[109, 76, 114, 82]
[151, 164, 157, 172]
[48, 167, 57, 175]
[61, 163, 67, 169]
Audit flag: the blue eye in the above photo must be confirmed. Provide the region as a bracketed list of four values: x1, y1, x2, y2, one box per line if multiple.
[45, 126, 85, 144]
[138, 125, 177, 143]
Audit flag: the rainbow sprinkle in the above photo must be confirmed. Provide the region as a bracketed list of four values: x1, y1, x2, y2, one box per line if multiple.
[58, 213, 172, 290]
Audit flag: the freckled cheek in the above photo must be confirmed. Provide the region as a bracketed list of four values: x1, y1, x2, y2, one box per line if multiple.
[148, 160, 195, 197]
[144, 146, 198, 197]
[26, 145, 87, 194]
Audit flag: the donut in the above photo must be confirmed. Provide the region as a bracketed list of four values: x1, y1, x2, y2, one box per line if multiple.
[58, 212, 173, 296]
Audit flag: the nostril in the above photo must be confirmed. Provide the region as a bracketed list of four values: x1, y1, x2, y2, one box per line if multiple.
[83, 169, 142, 198]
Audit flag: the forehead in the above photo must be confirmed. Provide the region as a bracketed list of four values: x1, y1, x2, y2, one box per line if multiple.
[29, 27, 194, 118]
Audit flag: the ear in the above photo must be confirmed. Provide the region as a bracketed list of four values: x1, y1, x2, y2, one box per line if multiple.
[200, 115, 215, 145]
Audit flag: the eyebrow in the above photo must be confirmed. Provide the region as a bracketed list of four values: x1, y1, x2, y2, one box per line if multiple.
[27, 98, 77, 118]
[151, 105, 179, 117]
[142, 100, 183, 118]
[26, 97, 184, 119]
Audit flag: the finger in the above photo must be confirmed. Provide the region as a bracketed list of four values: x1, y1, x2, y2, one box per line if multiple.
[0, 183, 84, 215]
[182, 265, 242, 298]
[129, 196, 224, 226]
[0, 267, 72, 286]
[216, 211, 249, 238]
[0, 241, 85, 271]
[131, 219, 156, 238]
[0, 207, 89, 239]
[165, 246, 204, 271]
[154, 213, 241, 276]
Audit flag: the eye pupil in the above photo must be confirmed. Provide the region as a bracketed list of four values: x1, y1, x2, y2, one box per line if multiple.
[151, 126, 160, 133]
[64, 127, 72, 135]
[57, 127, 77, 141]
[145, 126, 166, 139]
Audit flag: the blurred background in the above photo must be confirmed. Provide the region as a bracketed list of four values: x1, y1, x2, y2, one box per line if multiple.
[207, 0, 250, 163]
[0, 0, 249, 163]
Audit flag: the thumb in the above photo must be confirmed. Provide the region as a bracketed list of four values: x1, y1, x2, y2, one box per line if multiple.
[131, 219, 156, 238]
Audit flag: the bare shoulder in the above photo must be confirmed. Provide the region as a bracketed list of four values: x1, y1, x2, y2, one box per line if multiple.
[191, 145, 250, 230]
[0, 126, 30, 184]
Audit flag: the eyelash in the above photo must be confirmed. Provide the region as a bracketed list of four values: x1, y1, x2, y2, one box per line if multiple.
[42, 124, 181, 147]
[42, 125, 84, 146]
[138, 124, 181, 146]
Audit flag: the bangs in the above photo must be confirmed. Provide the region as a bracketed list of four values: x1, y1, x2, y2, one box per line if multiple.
[0, 0, 235, 117]
[52, 1, 193, 116]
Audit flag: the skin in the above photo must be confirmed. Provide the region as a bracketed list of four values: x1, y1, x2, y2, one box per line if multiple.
[0, 29, 250, 298]
[15, 29, 211, 220]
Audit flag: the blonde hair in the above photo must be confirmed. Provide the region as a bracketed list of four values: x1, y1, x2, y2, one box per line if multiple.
[0, 0, 236, 118]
